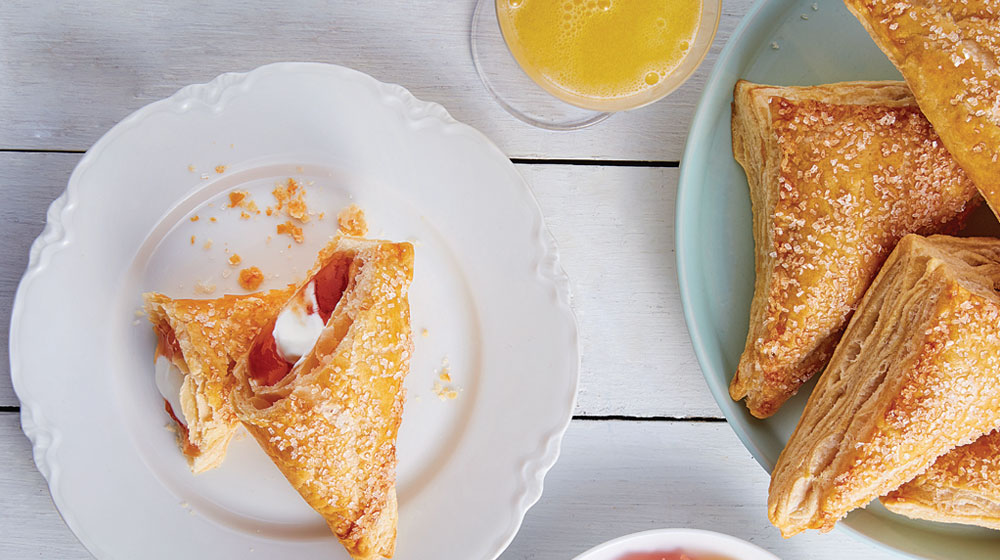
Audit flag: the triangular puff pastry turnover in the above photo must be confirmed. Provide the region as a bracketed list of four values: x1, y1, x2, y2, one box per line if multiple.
[231, 236, 413, 560]
[882, 429, 1000, 530]
[845, 0, 1000, 220]
[143, 287, 294, 473]
[730, 80, 979, 418]
[768, 234, 1000, 537]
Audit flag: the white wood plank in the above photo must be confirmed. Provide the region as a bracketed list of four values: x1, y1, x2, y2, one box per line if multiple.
[0, 152, 81, 408]
[500, 419, 901, 559]
[523, 164, 718, 417]
[0, 154, 722, 417]
[0, 412, 91, 559]
[0, 0, 753, 159]
[0, 413, 899, 559]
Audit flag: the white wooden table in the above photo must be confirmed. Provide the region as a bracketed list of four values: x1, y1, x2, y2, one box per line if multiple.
[0, 2, 903, 559]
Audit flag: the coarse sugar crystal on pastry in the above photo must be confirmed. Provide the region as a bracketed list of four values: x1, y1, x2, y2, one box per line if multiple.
[768, 234, 1000, 537]
[845, 0, 1000, 220]
[882, 429, 1000, 530]
[142, 286, 295, 473]
[230, 235, 414, 560]
[729, 80, 980, 418]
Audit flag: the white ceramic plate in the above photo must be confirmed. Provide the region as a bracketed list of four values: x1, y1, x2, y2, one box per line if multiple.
[677, 1, 1000, 559]
[9, 62, 579, 559]
[572, 528, 780, 560]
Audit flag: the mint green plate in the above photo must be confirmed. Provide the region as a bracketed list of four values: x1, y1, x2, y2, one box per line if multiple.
[676, 1, 1000, 558]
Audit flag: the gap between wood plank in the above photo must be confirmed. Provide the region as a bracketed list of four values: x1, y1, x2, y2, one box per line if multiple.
[511, 157, 679, 167]
[572, 414, 725, 422]
[0, 406, 724, 421]
[0, 148, 86, 154]
[0, 149, 682, 169]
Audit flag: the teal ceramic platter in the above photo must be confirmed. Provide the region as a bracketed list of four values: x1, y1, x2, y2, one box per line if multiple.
[676, 1, 1000, 558]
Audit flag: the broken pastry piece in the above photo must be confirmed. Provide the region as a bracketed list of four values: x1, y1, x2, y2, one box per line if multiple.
[730, 80, 979, 418]
[882, 430, 1000, 531]
[768, 234, 1000, 537]
[143, 287, 294, 472]
[231, 236, 414, 560]
[845, 0, 1000, 219]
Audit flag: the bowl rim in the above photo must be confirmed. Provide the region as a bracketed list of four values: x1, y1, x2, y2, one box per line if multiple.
[570, 528, 781, 560]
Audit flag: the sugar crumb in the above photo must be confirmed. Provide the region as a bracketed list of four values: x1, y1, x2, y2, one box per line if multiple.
[187, 164, 195, 172]
[228, 254, 242, 266]
[337, 204, 368, 236]
[190, 215, 199, 222]
[239, 266, 264, 291]
[277, 221, 304, 243]
[228, 190, 248, 208]
[194, 280, 216, 295]
[433, 381, 459, 401]
[215, 165, 227, 174]
[202, 239, 213, 250]
[421, 328, 429, 338]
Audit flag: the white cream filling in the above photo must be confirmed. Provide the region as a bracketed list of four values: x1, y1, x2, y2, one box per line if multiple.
[273, 280, 325, 365]
[155, 355, 186, 424]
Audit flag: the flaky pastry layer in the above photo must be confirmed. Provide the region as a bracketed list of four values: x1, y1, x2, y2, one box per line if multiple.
[769, 234, 1000, 536]
[845, 0, 1000, 220]
[144, 288, 294, 472]
[730, 80, 979, 418]
[883, 429, 1000, 530]
[231, 236, 414, 560]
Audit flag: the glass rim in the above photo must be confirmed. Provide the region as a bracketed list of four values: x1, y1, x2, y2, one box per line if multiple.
[494, 0, 723, 113]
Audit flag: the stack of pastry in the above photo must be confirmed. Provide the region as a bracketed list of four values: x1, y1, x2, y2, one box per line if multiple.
[731, 0, 1000, 537]
[144, 233, 414, 560]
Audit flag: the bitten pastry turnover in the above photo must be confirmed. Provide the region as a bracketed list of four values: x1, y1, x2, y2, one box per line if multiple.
[882, 430, 1000, 530]
[845, 0, 1000, 220]
[231, 236, 414, 560]
[143, 288, 294, 472]
[769, 235, 1000, 537]
[730, 80, 979, 418]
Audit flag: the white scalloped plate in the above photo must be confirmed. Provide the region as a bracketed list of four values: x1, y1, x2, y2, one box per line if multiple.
[9, 62, 579, 560]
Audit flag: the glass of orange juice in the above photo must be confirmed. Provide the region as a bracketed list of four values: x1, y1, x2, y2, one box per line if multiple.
[472, 0, 721, 130]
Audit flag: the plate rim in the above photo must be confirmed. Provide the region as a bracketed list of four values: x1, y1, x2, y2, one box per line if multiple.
[8, 61, 580, 559]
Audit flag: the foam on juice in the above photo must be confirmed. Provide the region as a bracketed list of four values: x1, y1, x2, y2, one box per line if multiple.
[497, 0, 702, 103]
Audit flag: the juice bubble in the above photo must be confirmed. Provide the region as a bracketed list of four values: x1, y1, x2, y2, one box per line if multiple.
[680, 40, 690, 50]
[508, 0, 523, 7]
[597, 0, 612, 10]
[644, 72, 660, 86]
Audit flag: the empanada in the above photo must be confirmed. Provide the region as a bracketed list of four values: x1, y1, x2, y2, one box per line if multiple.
[144, 287, 294, 472]
[231, 236, 414, 560]
[730, 80, 979, 418]
[846, 0, 1000, 219]
[768, 234, 1000, 536]
[882, 430, 1000, 530]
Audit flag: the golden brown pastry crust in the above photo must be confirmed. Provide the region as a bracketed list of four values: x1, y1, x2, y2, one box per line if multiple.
[768, 234, 1000, 536]
[730, 80, 979, 418]
[882, 430, 1000, 530]
[231, 236, 414, 560]
[845, 0, 1000, 220]
[143, 287, 294, 472]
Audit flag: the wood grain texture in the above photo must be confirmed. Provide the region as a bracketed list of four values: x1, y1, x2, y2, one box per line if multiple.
[0, 154, 721, 416]
[0, 413, 899, 559]
[0, 152, 82, 409]
[0, 0, 752, 159]
[501, 419, 901, 559]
